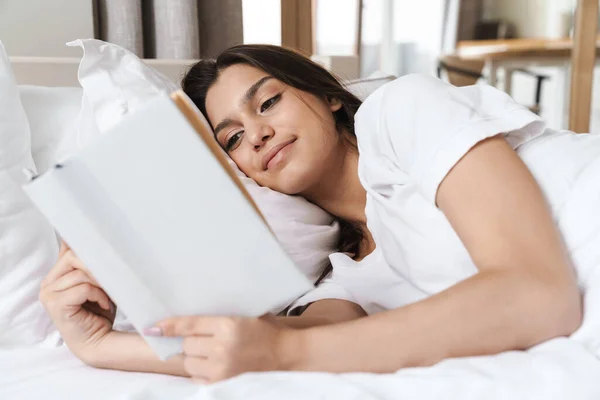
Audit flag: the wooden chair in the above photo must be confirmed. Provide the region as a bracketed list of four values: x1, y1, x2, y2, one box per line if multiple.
[437, 55, 550, 115]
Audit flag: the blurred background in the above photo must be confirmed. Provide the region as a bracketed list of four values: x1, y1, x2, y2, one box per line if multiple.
[1, 0, 598, 132]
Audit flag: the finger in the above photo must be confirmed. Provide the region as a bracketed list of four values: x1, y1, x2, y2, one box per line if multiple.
[58, 240, 70, 258]
[41, 251, 76, 288]
[82, 300, 114, 320]
[183, 356, 212, 382]
[182, 336, 213, 357]
[42, 250, 98, 288]
[58, 282, 111, 312]
[152, 316, 222, 337]
[191, 377, 210, 385]
[62, 253, 99, 286]
[50, 270, 105, 302]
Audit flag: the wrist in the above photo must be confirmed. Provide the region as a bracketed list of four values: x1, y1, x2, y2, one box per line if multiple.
[76, 330, 116, 368]
[277, 327, 318, 371]
[80, 331, 188, 376]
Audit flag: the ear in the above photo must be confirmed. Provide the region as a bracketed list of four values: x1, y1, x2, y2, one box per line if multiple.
[328, 96, 343, 112]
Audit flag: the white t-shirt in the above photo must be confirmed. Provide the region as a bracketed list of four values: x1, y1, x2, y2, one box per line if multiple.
[290, 73, 600, 315]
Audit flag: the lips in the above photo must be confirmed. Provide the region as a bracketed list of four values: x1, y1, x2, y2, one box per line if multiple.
[262, 138, 296, 170]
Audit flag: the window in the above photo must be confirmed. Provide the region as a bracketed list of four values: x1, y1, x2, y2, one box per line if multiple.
[314, 0, 359, 55]
[242, 0, 281, 45]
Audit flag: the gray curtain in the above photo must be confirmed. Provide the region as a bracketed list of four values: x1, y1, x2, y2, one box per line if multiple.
[96, 0, 243, 60]
[198, 0, 243, 58]
[97, 0, 144, 57]
[143, 0, 201, 59]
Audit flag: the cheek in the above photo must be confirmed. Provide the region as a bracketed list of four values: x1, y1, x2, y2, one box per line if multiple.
[305, 115, 340, 150]
[228, 152, 254, 178]
[229, 152, 273, 189]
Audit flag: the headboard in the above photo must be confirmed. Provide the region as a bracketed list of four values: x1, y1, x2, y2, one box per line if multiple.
[9, 56, 197, 87]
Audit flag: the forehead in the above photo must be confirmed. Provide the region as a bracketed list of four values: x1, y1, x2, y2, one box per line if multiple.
[208, 64, 271, 102]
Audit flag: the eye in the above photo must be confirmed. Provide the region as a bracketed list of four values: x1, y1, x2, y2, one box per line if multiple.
[260, 94, 281, 113]
[225, 131, 243, 152]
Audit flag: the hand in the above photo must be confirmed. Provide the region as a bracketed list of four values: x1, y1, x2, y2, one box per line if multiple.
[39, 241, 116, 363]
[147, 314, 301, 383]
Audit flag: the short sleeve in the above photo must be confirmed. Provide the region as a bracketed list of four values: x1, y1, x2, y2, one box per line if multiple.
[286, 276, 356, 316]
[354, 73, 546, 205]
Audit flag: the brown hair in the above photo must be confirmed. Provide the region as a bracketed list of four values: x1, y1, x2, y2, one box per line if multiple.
[181, 44, 363, 284]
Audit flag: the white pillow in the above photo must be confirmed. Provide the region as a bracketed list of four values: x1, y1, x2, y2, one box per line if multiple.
[224, 158, 339, 283]
[66, 39, 179, 148]
[0, 42, 58, 346]
[66, 39, 340, 285]
[19, 86, 82, 174]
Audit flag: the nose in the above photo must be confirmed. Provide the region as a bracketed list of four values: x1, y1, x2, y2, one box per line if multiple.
[247, 123, 274, 151]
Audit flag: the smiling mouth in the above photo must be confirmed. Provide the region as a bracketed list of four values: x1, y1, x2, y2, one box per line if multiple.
[262, 139, 296, 170]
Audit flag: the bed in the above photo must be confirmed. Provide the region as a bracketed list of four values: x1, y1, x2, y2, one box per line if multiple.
[2, 47, 600, 399]
[2, 333, 600, 399]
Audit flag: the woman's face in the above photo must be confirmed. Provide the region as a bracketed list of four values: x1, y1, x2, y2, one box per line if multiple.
[204, 64, 344, 195]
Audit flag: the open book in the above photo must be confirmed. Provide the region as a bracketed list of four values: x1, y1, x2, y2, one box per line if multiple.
[23, 91, 314, 360]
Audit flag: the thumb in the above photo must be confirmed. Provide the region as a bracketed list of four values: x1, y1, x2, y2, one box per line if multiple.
[58, 240, 70, 258]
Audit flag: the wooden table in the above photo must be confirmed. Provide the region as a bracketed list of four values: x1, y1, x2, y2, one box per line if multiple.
[456, 37, 600, 94]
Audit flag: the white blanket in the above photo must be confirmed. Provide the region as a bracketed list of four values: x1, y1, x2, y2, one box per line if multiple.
[1, 334, 599, 399]
[2, 270, 600, 399]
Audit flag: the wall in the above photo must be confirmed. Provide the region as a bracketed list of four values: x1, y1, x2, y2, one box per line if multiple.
[0, 0, 95, 57]
[483, 0, 575, 38]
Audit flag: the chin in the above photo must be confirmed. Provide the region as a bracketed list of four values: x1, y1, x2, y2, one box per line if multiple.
[272, 179, 303, 196]
[272, 165, 318, 195]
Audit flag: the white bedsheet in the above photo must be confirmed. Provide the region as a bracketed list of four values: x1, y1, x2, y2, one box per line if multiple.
[1, 335, 599, 399]
[0, 346, 197, 399]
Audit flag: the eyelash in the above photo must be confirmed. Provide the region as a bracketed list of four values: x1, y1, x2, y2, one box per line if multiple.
[260, 93, 281, 113]
[224, 93, 282, 152]
[226, 131, 243, 151]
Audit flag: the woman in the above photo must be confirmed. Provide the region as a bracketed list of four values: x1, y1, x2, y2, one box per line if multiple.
[40, 44, 599, 383]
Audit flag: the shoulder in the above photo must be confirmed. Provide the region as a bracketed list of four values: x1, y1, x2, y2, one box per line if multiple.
[354, 73, 468, 126]
[353, 74, 452, 139]
[356, 74, 444, 113]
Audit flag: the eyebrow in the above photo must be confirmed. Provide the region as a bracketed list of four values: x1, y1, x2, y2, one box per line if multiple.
[213, 76, 274, 137]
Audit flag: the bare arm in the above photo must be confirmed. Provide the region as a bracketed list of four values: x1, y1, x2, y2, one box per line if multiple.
[89, 299, 365, 374]
[290, 136, 583, 372]
[90, 331, 189, 376]
[280, 299, 367, 328]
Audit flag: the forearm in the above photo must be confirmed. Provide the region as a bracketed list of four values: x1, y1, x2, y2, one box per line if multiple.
[85, 300, 363, 375]
[277, 314, 358, 329]
[278, 299, 366, 328]
[88, 331, 189, 377]
[293, 269, 581, 373]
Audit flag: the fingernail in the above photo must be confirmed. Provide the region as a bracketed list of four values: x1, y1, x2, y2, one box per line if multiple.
[143, 326, 163, 337]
